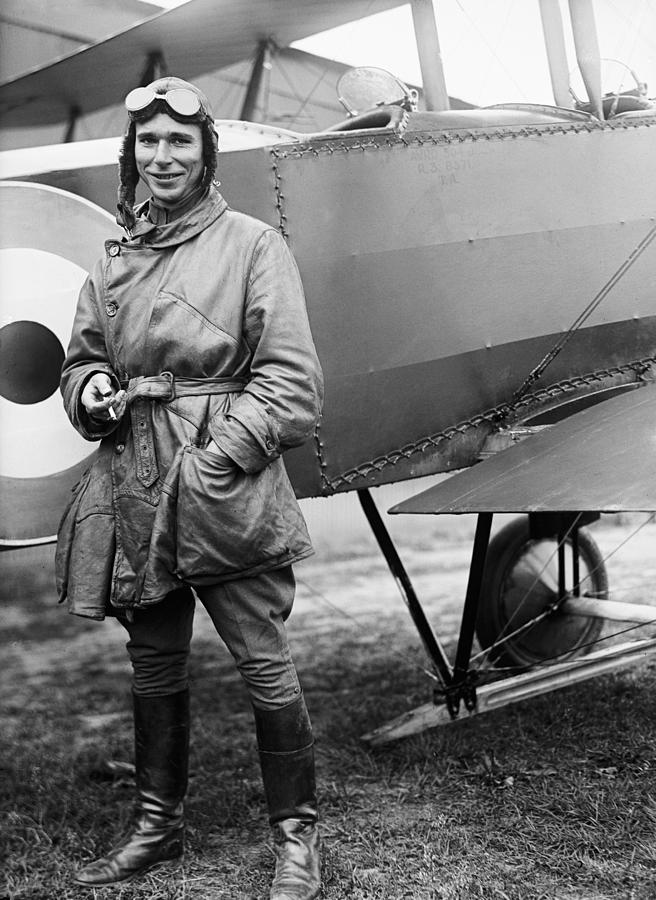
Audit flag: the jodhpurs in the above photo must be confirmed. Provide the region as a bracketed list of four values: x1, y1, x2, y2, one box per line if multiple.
[118, 566, 302, 710]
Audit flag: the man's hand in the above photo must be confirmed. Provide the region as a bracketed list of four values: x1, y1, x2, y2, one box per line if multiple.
[81, 373, 127, 423]
[204, 440, 235, 467]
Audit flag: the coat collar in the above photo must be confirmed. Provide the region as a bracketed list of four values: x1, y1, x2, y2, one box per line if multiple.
[146, 182, 207, 225]
[125, 185, 228, 248]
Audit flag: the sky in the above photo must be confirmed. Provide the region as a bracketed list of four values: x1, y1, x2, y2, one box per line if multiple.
[149, 0, 656, 108]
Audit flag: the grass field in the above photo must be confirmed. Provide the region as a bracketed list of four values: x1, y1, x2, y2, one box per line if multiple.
[2, 515, 656, 899]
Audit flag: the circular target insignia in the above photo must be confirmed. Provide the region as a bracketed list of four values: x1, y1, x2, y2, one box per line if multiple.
[0, 182, 121, 545]
[0, 320, 65, 405]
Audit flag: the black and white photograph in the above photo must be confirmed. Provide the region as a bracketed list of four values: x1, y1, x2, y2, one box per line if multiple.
[1, 1, 656, 897]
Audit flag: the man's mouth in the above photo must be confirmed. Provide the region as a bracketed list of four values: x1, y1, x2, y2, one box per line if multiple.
[150, 173, 180, 181]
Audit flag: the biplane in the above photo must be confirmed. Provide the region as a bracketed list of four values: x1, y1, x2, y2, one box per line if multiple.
[1, 0, 655, 744]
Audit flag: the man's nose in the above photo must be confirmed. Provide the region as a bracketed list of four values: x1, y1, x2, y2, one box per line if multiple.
[153, 140, 172, 165]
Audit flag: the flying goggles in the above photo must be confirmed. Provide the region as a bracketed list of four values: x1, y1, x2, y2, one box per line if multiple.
[124, 86, 206, 117]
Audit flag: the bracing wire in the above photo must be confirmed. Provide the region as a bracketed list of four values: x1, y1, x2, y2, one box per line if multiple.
[514, 219, 656, 400]
[273, 55, 333, 129]
[454, 0, 527, 100]
[470, 513, 584, 668]
[605, 0, 656, 60]
[472, 513, 656, 673]
[296, 576, 442, 683]
[474, 616, 656, 678]
[298, 514, 655, 688]
[485, 616, 656, 679]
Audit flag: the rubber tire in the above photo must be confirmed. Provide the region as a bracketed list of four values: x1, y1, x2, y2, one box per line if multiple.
[476, 516, 607, 669]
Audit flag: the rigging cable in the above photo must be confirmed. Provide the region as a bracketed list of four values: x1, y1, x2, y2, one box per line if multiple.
[454, 0, 527, 100]
[296, 576, 442, 684]
[273, 53, 334, 129]
[514, 217, 656, 400]
[297, 515, 656, 693]
[472, 513, 656, 671]
[470, 513, 584, 667]
[605, 0, 656, 60]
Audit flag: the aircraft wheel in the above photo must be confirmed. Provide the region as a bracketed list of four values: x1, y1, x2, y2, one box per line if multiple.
[476, 516, 607, 669]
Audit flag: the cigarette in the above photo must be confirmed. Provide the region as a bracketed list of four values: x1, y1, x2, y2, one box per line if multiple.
[101, 390, 117, 421]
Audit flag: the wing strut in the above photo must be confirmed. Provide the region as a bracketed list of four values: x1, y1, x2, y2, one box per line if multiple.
[358, 493, 499, 722]
[357, 489, 453, 687]
[409, 0, 450, 111]
[450, 513, 493, 716]
[139, 51, 167, 86]
[358, 499, 656, 744]
[240, 40, 275, 122]
[64, 104, 81, 143]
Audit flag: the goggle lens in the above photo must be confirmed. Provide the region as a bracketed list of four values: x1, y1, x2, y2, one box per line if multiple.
[124, 87, 202, 117]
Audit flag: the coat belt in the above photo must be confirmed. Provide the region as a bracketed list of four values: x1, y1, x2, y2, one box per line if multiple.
[122, 371, 248, 403]
[119, 372, 247, 488]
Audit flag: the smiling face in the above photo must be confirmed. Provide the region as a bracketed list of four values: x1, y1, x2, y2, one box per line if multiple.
[134, 112, 205, 208]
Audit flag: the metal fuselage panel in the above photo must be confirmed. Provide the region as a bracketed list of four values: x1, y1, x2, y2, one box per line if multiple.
[245, 118, 656, 496]
[13, 116, 656, 498]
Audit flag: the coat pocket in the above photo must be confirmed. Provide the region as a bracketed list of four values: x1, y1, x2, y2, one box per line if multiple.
[55, 453, 116, 620]
[175, 446, 311, 582]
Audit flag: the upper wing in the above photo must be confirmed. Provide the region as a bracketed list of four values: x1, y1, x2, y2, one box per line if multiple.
[391, 383, 656, 515]
[0, 0, 406, 127]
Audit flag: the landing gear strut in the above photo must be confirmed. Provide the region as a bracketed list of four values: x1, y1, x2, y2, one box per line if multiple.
[356, 493, 656, 744]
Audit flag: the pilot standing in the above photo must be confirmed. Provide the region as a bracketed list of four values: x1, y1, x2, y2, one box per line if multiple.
[57, 76, 323, 900]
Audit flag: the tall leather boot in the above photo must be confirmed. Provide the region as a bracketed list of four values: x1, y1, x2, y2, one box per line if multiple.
[255, 695, 320, 900]
[75, 688, 189, 887]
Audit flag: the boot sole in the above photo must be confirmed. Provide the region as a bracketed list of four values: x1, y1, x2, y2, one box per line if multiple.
[74, 854, 183, 887]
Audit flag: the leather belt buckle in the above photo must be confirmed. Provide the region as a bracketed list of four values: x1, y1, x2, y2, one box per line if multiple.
[160, 370, 176, 401]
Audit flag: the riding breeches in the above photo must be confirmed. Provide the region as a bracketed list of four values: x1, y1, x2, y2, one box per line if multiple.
[118, 566, 302, 710]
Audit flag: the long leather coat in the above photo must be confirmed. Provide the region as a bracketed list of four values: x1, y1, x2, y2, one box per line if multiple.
[56, 187, 323, 619]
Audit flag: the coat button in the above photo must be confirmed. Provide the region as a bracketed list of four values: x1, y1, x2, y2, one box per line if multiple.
[265, 438, 274, 450]
[105, 303, 117, 317]
[108, 243, 120, 257]
[115, 443, 125, 454]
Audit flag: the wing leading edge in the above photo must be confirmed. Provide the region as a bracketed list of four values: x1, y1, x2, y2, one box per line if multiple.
[0, 0, 406, 127]
[391, 383, 656, 516]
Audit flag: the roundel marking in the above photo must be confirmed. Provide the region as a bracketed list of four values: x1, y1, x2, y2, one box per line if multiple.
[0, 182, 122, 545]
[0, 246, 91, 480]
[0, 320, 65, 404]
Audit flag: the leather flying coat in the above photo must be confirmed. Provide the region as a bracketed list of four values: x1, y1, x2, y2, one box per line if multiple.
[56, 187, 324, 619]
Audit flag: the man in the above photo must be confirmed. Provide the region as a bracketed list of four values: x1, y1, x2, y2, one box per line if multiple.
[56, 77, 324, 900]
